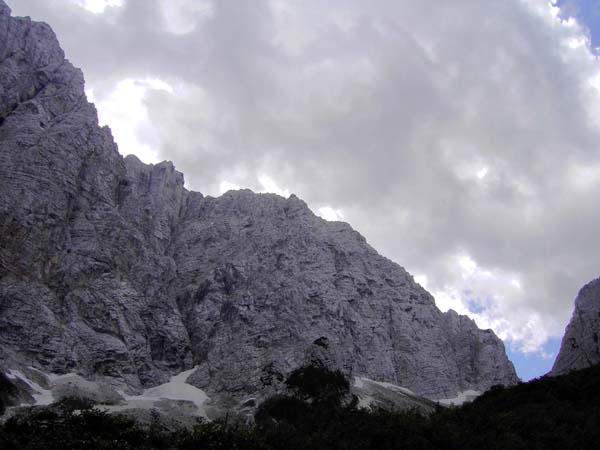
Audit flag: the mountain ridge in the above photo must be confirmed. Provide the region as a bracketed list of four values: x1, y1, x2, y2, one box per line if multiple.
[0, 1, 517, 415]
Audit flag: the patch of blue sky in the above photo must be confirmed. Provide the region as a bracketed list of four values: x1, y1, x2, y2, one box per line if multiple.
[506, 337, 562, 382]
[465, 297, 487, 315]
[556, 0, 600, 50]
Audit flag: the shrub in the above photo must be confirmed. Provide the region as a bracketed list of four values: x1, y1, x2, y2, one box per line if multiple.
[285, 365, 349, 405]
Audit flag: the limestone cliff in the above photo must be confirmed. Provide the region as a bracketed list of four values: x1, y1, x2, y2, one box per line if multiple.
[0, 1, 518, 412]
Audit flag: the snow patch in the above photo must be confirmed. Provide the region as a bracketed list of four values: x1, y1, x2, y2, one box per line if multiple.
[437, 389, 480, 406]
[353, 376, 365, 389]
[370, 380, 416, 396]
[357, 394, 375, 409]
[104, 367, 209, 419]
[354, 376, 416, 396]
[3, 366, 209, 419]
[45, 372, 80, 382]
[353, 376, 427, 410]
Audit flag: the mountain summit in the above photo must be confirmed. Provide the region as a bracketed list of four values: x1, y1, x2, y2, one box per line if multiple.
[0, 1, 517, 414]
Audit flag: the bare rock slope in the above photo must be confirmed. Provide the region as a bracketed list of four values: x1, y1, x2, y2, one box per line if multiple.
[550, 277, 600, 376]
[0, 1, 518, 412]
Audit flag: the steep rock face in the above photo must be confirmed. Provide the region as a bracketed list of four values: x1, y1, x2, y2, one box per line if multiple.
[550, 277, 600, 376]
[173, 190, 517, 402]
[0, 2, 518, 410]
[0, 2, 191, 388]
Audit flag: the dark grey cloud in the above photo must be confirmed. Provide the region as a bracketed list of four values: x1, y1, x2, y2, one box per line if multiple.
[9, 0, 600, 354]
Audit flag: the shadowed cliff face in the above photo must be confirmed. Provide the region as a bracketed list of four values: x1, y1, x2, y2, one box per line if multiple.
[550, 277, 600, 376]
[0, 0, 518, 409]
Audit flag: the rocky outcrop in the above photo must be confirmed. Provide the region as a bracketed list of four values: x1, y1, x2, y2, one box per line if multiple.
[0, 1, 518, 414]
[550, 277, 600, 376]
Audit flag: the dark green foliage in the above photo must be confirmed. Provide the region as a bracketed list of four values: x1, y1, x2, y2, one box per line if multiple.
[0, 406, 149, 450]
[1, 364, 600, 450]
[53, 395, 96, 412]
[0, 407, 264, 450]
[255, 395, 311, 428]
[285, 365, 350, 405]
[256, 365, 440, 450]
[433, 363, 600, 450]
[172, 419, 263, 450]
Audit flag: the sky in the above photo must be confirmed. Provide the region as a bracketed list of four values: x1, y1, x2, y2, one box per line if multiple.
[7, 0, 600, 381]
[557, 0, 600, 48]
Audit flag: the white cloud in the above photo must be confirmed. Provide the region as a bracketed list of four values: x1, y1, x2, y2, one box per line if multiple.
[476, 167, 489, 180]
[160, 0, 213, 34]
[317, 206, 345, 221]
[88, 77, 174, 164]
[74, 0, 122, 14]
[428, 252, 552, 354]
[258, 174, 290, 197]
[218, 180, 242, 195]
[414, 274, 429, 288]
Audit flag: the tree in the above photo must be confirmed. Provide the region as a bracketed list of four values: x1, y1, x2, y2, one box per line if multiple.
[285, 365, 350, 406]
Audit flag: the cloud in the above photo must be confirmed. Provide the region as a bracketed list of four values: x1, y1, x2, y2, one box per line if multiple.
[9, 0, 600, 356]
[75, 0, 122, 15]
[87, 77, 173, 163]
[317, 206, 345, 222]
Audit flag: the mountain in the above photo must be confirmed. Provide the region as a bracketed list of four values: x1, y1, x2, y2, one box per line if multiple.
[550, 277, 600, 376]
[0, 1, 518, 415]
